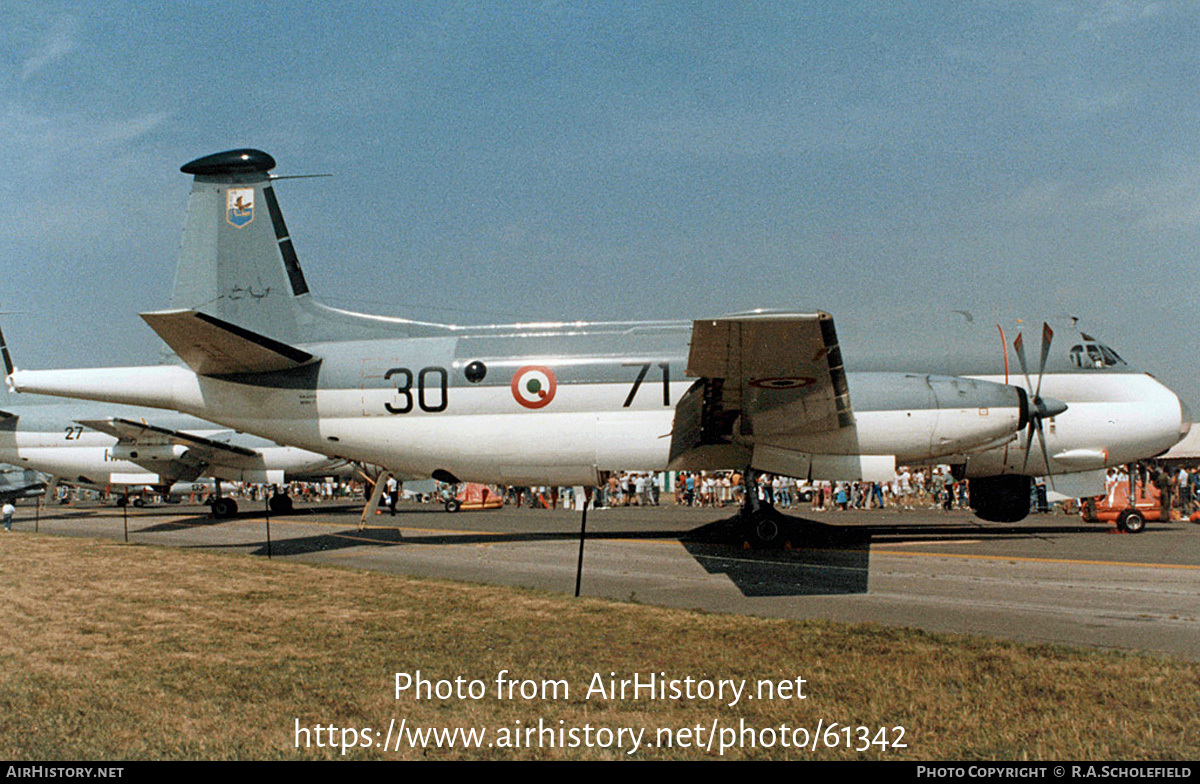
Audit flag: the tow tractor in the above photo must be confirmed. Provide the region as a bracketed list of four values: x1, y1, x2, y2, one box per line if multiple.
[1080, 479, 1169, 533]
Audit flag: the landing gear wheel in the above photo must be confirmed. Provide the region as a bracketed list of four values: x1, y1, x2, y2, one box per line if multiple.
[1117, 510, 1145, 534]
[752, 517, 783, 547]
[444, 499, 461, 513]
[211, 497, 239, 518]
[268, 494, 293, 514]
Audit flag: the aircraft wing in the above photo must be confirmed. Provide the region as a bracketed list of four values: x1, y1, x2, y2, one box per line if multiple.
[140, 309, 315, 375]
[670, 311, 890, 478]
[686, 311, 852, 436]
[76, 417, 260, 464]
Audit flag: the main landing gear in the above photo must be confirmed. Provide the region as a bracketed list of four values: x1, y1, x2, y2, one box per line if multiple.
[207, 481, 293, 518]
[210, 480, 238, 518]
[734, 468, 796, 548]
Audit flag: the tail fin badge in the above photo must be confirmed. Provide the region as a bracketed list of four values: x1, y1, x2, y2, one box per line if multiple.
[226, 188, 255, 228]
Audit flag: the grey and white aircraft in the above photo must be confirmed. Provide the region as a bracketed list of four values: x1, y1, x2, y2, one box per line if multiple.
[0, 386, 351, 516]
[0, 465, 46, 502]
[7, 149, 1191, 542]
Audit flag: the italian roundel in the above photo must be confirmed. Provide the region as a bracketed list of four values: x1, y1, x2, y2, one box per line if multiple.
[511, 365, 557, 409]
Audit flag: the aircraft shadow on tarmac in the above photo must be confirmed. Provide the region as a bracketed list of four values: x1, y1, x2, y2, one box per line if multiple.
[682, 516, 873, 597]
[227, 517, 876, 597]
[681, 512, 1112, 597]
[235, 526, 685, 558]
[144, 506, 1114, 599]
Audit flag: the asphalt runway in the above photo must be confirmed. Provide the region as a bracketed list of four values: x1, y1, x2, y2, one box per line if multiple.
[11, 499, 1200, 660]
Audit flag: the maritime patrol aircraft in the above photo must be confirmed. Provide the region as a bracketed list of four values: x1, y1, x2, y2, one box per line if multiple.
[0, 465, 46, 502]
[6, 149, 1191, 542]
[0, 385, 351, 516]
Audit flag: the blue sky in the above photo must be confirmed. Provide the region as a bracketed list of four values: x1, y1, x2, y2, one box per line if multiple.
[3, 2, 1199, 405]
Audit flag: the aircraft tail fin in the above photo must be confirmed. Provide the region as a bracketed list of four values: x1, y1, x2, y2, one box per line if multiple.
[169, 149, 446, 347]
[0, 320, 15, 377]
[170, 150, 309, 343]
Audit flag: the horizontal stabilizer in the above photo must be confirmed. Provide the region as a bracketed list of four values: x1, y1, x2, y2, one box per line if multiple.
[77, 417, 260, 459]
[141, 309, 315, 375]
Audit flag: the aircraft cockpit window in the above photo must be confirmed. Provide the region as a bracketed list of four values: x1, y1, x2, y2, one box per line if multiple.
[1098, 344, 1126, 366]
[1069, 342, 1127, 369]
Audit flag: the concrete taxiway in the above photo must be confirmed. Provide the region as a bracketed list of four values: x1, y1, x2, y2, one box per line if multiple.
[9, 499, 1199, 660]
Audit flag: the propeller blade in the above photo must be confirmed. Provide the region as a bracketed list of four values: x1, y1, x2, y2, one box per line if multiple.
[1035, 322, 1053, 401]
[1013, 332, 1034, 395]
[1013, 323, 1062, 486]
[996, 324, 1010, 385]
[1036, 419, 1057, 492]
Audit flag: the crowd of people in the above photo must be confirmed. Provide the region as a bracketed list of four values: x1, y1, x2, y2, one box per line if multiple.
[483, 466, 974, 512]
[666, 467, 971, 511]
[37, 461, 1200, 521]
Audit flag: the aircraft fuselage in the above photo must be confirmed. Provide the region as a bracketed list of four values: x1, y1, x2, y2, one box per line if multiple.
[12, 320, 1186, 487]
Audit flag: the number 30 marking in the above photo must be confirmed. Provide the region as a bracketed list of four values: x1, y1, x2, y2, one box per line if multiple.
[384, 366, 448, 414]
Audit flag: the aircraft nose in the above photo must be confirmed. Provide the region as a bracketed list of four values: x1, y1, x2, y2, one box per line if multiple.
[1179, 397, 1192, 440]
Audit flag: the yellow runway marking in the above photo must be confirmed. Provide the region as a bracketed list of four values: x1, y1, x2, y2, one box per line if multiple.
[879, 549, 1200, 571]
[876, 539, 982, 547]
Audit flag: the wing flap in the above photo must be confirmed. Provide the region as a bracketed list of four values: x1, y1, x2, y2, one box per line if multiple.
[141, 309, 315, 375]
[750, 443, 895, 482]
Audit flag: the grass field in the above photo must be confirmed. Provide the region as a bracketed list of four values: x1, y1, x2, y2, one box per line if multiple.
[0, 531, 1196, 760]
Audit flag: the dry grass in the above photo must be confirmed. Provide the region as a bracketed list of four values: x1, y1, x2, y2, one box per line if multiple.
[0, 532, 1196, 760]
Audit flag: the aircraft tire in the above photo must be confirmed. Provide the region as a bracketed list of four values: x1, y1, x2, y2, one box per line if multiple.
[1117, 510, 1146, 534]
[749, 516, 783, 548]
[268, 494, 293, 514]
[212, 498, 239, 518]
[445, 499, 461, 513]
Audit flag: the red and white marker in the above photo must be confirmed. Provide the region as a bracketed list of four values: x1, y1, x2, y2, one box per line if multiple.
[511, 366, 557, 409]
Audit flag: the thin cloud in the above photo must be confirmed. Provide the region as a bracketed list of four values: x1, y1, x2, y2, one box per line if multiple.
[21, 15, 81, 80]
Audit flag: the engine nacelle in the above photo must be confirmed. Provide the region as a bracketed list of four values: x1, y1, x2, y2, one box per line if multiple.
[969, 475, 1032, 523]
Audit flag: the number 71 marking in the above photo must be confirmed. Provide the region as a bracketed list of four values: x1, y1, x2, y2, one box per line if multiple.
[623, 362, 670, 407]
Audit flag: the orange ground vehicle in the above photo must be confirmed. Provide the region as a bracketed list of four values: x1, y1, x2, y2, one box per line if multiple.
[445, 483, 504, 513]
[1080, 480, 1170, 533]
